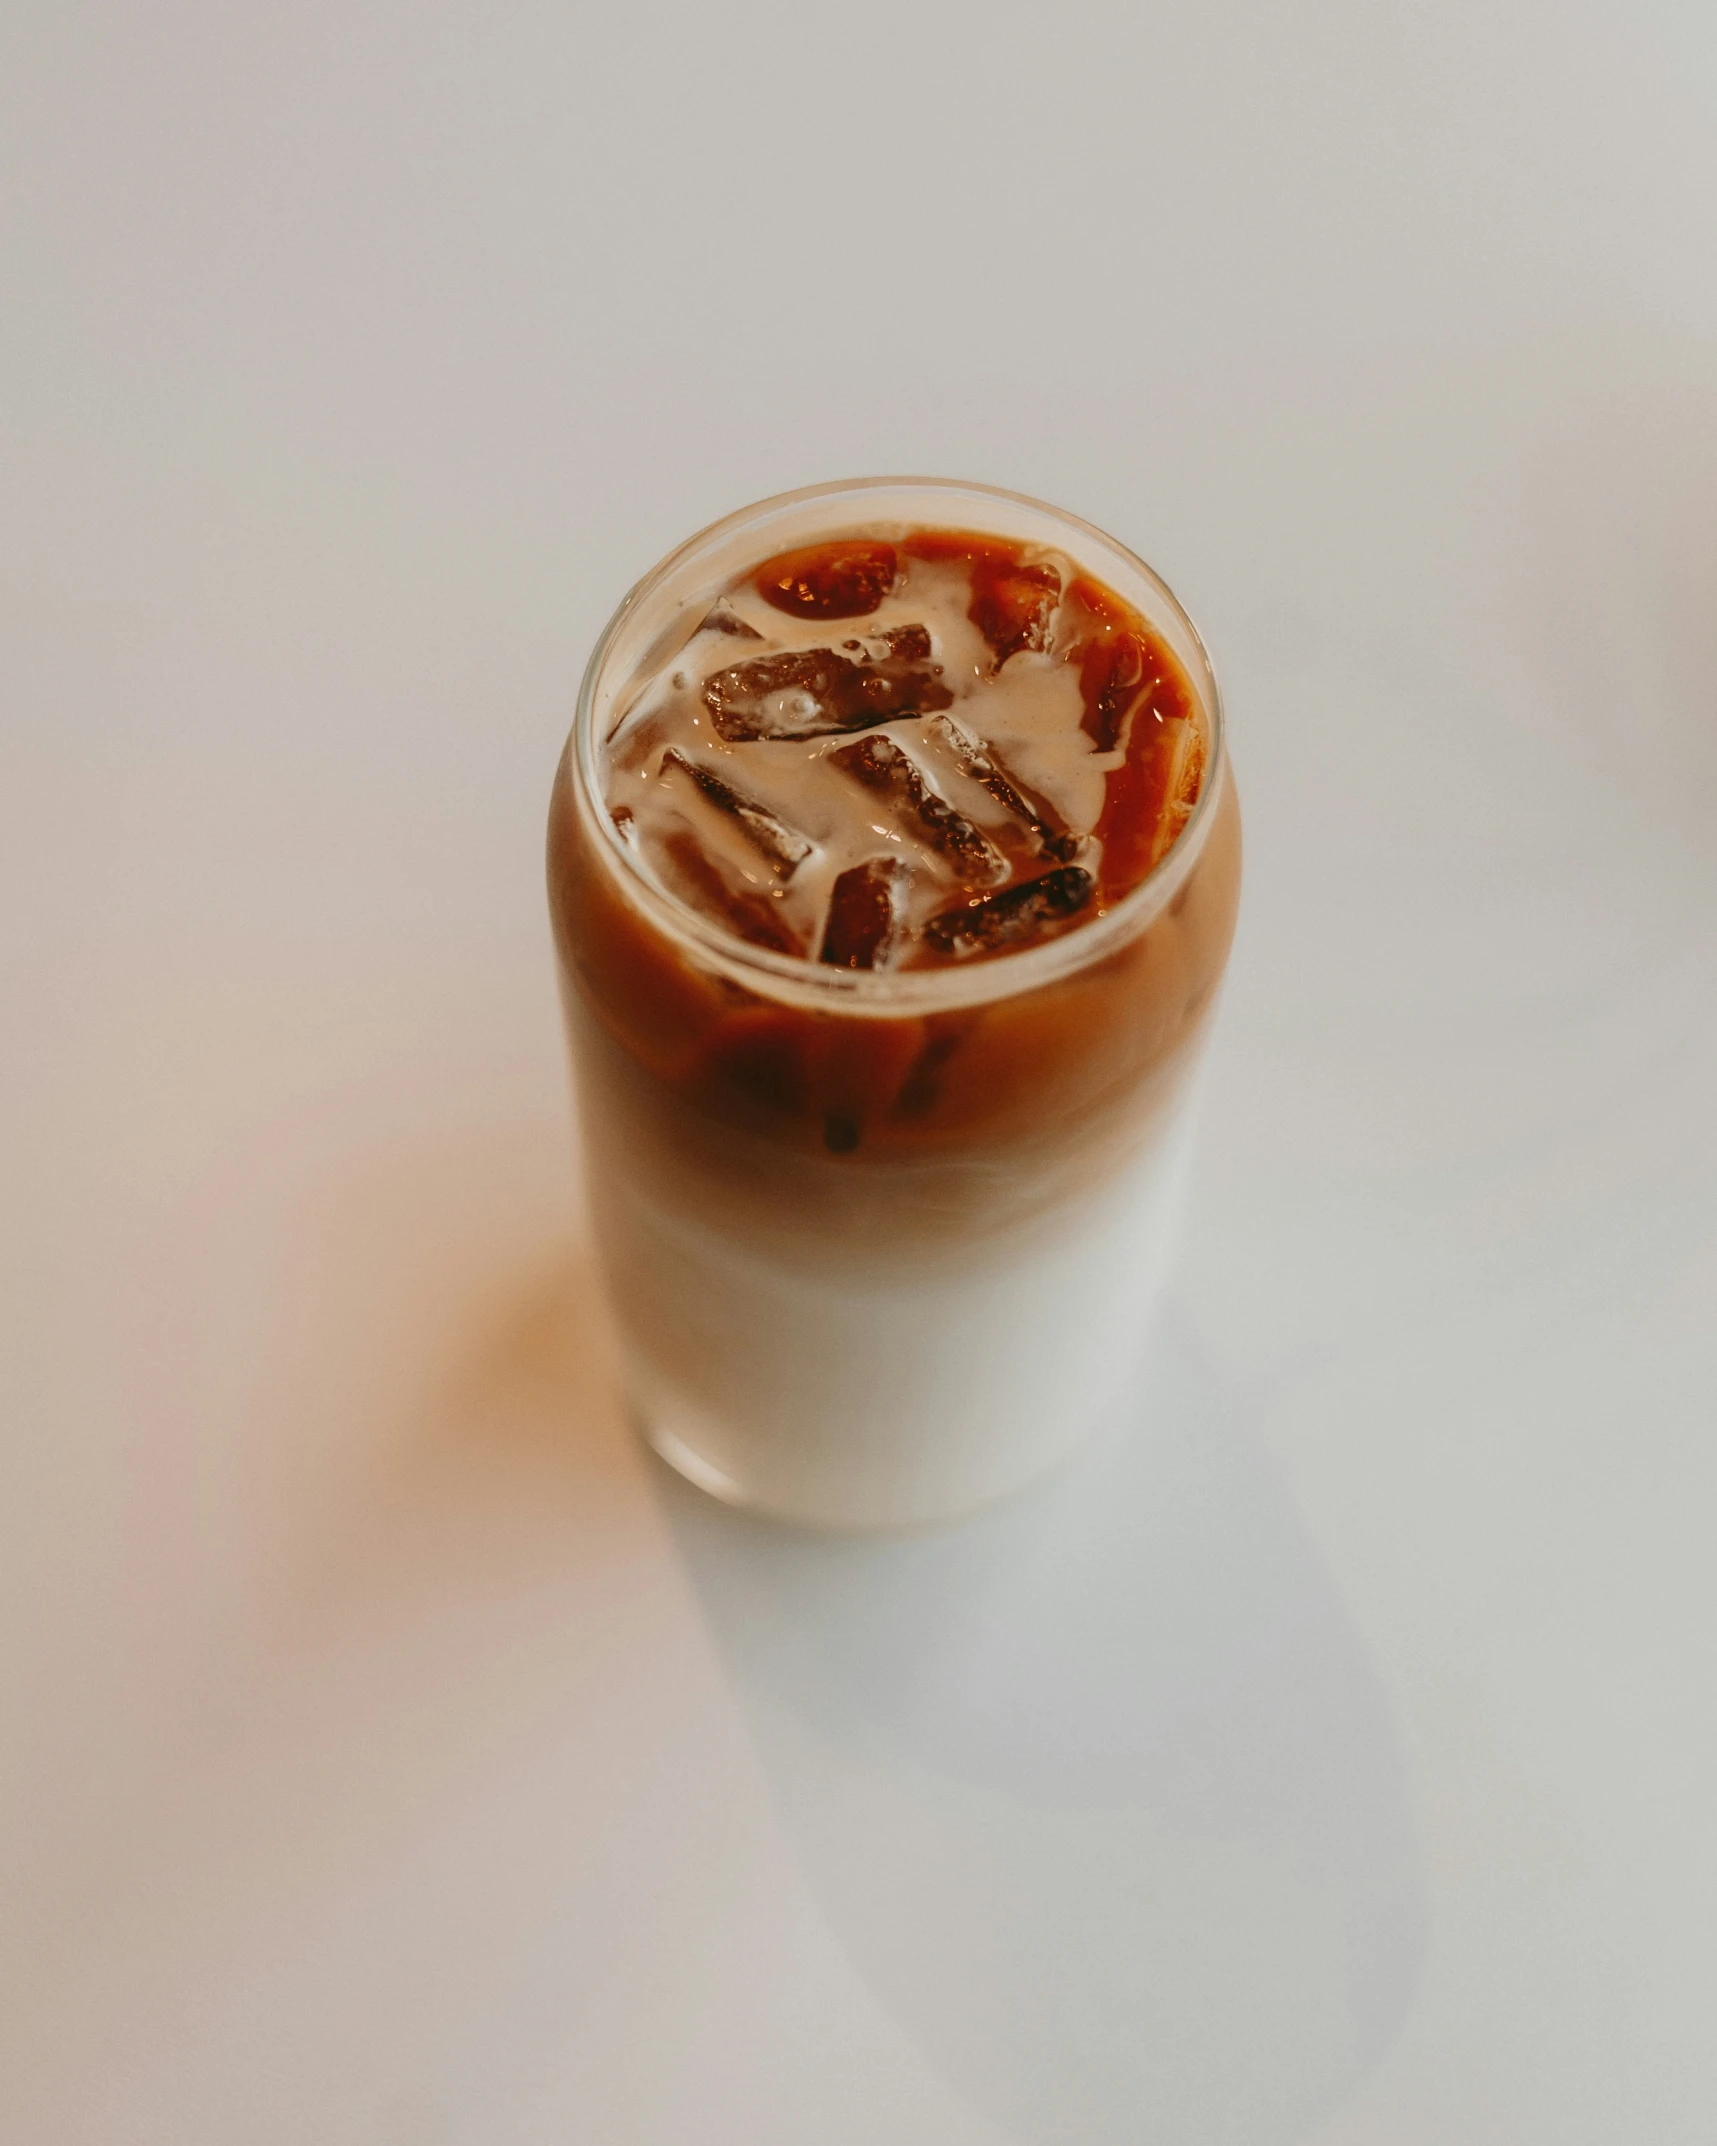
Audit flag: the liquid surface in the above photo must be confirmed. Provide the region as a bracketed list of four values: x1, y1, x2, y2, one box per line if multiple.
[603, 529, 1206, 969]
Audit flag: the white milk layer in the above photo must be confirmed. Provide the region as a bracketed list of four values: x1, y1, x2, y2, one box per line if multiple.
[584, 1096, 1201, 1530]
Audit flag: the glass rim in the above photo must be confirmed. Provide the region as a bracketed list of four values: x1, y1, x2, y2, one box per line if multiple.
[569, 475, 1227, 1015]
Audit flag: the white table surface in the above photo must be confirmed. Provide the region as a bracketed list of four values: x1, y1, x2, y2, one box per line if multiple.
[4, 2, 1715, 2139]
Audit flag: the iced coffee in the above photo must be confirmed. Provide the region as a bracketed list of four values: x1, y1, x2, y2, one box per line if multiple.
[548, 480, 1240, 1528]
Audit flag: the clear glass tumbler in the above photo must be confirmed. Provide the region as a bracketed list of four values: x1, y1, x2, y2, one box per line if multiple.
[548, 478, 1241, 1529]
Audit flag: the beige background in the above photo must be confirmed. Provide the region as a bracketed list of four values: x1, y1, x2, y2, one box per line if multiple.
[4, 1, 1715, 2138]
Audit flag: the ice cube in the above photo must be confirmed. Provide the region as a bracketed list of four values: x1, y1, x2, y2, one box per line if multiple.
[923, 865, 1094, 958]
[879, 622, 932, 661]
[609, 710, 668, 777]
[969, 556, 1062, 668]
[656, 826, 805, 955]
[1153, 715, 1205, 865]
[661, 747, 812, 879]
[841, 624, 933, 662]
[827, 734, 1007, 887]
[1079, 630, 1151, 751]
[753, 539, 897, 620]
[891, 1012, 978, 1118]
[699, 598, 764, 640]
[703, 646, 953, 743]
[928, 712, 1080, 863]
[819, 856, 906, 971]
